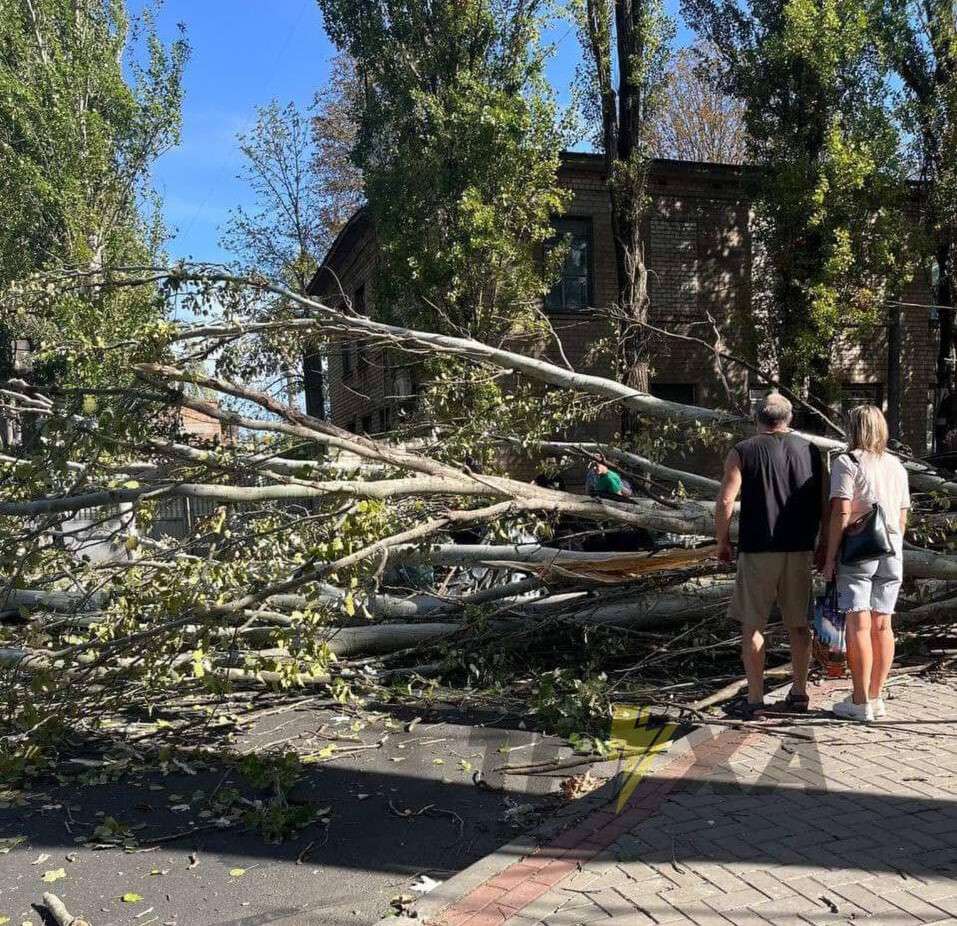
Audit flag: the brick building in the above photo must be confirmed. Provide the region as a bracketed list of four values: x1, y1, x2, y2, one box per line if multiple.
[304, 153, 940, 459]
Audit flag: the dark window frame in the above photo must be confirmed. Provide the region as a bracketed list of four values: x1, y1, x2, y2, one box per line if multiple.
[341, 340, 355, 379]
[354, 283, 369, 374]
[545, 216, 595, 313]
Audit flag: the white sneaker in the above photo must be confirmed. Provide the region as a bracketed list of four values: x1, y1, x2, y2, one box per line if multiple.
[833, 696, 874, 722]
[871, 697, 887, 719]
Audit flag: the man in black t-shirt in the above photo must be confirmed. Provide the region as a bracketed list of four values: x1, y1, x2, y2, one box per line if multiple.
[715, 393, 824, 718]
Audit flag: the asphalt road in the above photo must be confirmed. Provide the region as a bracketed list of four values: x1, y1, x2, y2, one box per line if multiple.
[0, 702, 575, 926]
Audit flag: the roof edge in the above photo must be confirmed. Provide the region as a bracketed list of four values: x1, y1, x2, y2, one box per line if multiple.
[308, 205, 371, 296]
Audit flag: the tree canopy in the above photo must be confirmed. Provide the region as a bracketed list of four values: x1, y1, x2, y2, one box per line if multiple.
[683, 0, 911, 386]
[0, 0, 188, 398]
[316, 0, 568, 341]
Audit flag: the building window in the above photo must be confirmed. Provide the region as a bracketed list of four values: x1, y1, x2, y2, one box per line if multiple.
[341, 340, 354, 379]
[361, 414, 373, 435]
[546, 218, 593, 312]
[354, 284, 369, 374]
[378, 407, 392, 433]
[839, 383, 884, 415]
[347, 417, 357, 433]
[651, 383, 697, 405]
[391, 366, 415, 400]
[303, 350, 326, 419]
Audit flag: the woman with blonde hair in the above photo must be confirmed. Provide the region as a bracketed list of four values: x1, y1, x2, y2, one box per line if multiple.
[823, 405, 910, 721]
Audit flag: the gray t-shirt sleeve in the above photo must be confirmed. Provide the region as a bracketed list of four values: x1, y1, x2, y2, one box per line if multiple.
[829, 455, 857, 500]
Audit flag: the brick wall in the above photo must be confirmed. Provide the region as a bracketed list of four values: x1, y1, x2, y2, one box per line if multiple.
[308, 154, 939, 456]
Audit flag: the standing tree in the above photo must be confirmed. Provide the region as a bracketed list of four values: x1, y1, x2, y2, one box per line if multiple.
[683, 0, 910, 389]
[0, 0, 188, 397]
[574, 0, 674, 398]
[647, 43, 747, 164]
[877, 1, 957, 395]
[316, 0, 568, 342]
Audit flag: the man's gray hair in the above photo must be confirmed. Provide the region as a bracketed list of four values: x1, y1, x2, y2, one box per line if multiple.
[756, 393, 793, 428]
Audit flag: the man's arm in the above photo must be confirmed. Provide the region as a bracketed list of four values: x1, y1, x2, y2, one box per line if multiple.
[815, 448, 829, 569]
[715, 450, 742, 563]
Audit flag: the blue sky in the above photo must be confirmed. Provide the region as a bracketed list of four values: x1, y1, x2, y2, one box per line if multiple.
[147, 1, 687, 265]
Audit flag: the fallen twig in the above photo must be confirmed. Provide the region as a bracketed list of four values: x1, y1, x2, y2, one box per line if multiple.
[691, 664, 794, 710]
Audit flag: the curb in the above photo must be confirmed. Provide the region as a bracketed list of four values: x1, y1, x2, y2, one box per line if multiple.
[372, 716, 725, 926]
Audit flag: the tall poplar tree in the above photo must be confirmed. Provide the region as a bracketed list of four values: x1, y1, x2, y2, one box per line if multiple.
[0, 0, 188, 394]
[878, 0, 957, 393]
[574, 0, 674, 396]
[683, 0, 910, 388]
[316, 0, 568, 342]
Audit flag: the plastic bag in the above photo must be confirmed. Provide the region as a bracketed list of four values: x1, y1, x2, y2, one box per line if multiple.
[812, 582, 847, 678]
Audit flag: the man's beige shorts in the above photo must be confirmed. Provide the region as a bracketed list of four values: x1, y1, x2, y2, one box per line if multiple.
[729, 551, 813, 629]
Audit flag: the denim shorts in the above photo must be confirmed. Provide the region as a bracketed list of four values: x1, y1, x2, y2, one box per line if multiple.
[836, 534, 903, 614]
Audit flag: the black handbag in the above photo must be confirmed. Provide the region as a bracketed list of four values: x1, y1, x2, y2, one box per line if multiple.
[839, 454, 894, 564]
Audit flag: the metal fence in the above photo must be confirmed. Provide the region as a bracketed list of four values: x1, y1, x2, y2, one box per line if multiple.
[149, 496, 223, 540]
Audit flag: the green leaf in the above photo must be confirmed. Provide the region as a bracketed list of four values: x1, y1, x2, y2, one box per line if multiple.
[229, 867, 246, 877]
[121, 892, 144, 903]
[41, 868, 66, 883]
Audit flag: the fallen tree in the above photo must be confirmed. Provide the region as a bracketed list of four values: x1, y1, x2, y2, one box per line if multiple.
[0, 264, 953, 748]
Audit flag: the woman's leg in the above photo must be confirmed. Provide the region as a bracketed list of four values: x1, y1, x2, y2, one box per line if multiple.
[868, 612, 895, 700]
[844, 609, 873, 704]
[868, 544, 902, 701]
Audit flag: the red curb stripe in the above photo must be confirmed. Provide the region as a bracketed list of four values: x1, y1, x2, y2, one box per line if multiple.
[498, 878, 554, 911]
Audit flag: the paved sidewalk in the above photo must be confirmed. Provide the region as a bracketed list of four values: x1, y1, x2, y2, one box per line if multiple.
[421, 676, 957, 926]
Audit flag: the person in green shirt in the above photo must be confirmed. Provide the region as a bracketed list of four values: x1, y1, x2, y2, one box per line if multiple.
[591, 456, 633, 498]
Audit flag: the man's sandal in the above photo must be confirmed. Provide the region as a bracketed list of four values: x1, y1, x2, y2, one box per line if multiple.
[724, 697, 767, 721]
[768, 690, 810, 714]
[783, 691, 810, 712]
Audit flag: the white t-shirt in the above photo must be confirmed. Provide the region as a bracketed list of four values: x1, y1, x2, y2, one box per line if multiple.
[829, 450, 910, 534]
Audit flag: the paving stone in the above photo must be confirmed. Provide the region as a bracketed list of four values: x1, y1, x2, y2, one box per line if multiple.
[738, 869, 798, 900]
[920, 894, 957, 917]
[831, 880, 920, 916]
[719, 910, 773, 926]
[542, 904, 611, 926]
[638, 898, 697, 924]
[885, 891, 957, 923]
[703, 888, 770, 913]
[656, 885, 723, 907]
[512, 888, 567, 922]
[748, 892, 821, 918]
